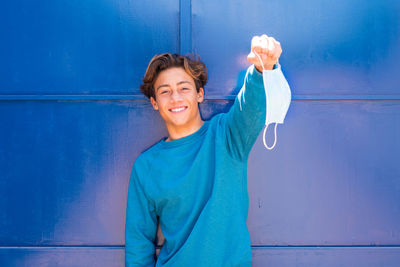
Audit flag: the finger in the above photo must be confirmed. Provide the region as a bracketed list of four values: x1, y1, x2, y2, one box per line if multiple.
[261, 34, 269, 41]
[260, 34, 269, 54]
[247, 52, 262, 67]
[260, 37, 269, 55]
[269, 37, 281, 52]
[247, 52, 256, 64]
[269, 37, 282, 60]
[273, 45, 282, 60]
[267, 37, 275, 52]
[269, 36, 281, 47]
[251, 35, 262, 53]
[249, 50, 263, 66]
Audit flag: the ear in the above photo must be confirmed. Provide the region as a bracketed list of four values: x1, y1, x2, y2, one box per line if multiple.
[150, 96, 159, 110]
[197, 87, 204, 103]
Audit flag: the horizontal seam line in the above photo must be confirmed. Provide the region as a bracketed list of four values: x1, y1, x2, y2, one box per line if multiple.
[252, 245, 400, 248]
[1, 245, 400, 249]
[0, 246, 125, 248]
[0, 95, 400, 101]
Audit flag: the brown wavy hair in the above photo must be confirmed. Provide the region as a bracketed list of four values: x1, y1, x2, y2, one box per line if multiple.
[140, 53, 208, 99]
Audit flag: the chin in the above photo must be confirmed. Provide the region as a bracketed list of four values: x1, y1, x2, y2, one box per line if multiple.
[170, 120, 190, 128]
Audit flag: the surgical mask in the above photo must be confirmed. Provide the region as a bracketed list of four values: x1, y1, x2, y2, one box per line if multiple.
[254, 51, 291, 150]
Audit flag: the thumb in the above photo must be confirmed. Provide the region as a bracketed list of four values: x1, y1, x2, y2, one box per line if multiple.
[247, 51, 259, 65]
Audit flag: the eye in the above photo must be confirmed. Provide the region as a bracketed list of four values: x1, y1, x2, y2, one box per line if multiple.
[160, 90, 169, 94]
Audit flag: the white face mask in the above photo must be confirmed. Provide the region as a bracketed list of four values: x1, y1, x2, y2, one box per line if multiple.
[254, 51, 292, 150]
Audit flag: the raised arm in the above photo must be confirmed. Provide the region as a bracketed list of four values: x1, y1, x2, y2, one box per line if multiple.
[222, 34, 286, 160]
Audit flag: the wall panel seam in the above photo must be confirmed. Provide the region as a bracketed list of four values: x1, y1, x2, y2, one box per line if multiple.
[179, 0, 192, 55]
[1, 245, 400, 249]
[0, 95, 399, 101]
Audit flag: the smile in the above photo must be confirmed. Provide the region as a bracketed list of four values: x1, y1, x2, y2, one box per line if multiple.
[169, 106, 188, 113]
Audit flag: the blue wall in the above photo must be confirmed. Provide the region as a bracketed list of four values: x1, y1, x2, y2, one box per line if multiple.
[1, 0, 399, 266]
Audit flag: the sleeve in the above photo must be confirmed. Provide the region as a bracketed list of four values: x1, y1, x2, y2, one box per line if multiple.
[125, 161, 158, 267]
[223, 63, 286, 160]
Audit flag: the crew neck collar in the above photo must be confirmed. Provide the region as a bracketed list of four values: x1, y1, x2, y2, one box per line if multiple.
[159, 120, 209, 148]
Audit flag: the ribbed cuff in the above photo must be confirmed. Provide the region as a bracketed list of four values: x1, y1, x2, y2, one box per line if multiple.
[248, 63, 282, 84]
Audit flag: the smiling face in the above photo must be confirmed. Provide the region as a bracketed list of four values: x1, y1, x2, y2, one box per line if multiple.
[150, 67, 204, 137]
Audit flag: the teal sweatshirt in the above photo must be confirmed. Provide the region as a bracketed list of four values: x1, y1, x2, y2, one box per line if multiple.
[125, 64, 282, 266]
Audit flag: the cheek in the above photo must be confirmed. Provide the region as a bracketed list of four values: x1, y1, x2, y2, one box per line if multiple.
[158, 100, 170, 112]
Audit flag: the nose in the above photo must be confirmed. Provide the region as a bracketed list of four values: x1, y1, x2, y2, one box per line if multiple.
[170, 89, 183, 101]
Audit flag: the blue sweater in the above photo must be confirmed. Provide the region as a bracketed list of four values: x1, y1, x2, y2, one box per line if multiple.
[125, 64, 283, 266]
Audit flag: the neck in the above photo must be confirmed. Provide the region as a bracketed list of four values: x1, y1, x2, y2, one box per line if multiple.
[165, 117, 204, 141]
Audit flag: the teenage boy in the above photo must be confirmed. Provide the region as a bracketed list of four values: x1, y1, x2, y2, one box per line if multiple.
[125, 34, 288, 266]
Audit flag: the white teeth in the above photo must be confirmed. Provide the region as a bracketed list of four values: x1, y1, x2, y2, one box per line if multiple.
[171, 107, 186, 112]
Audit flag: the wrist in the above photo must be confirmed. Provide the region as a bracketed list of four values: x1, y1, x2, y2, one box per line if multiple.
[255, 65, 263, 73]
[265, 64, 275, 70]
[254, 64, 276, 73]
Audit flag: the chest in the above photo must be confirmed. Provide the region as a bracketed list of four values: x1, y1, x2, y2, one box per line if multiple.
[149, 146, 216, 207]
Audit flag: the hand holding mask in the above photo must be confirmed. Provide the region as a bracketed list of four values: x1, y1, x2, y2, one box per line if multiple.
[248, 34, 292, 150]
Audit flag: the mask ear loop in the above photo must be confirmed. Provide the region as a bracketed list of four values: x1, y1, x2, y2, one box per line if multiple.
[263, 123, 278, 150]
[253, 50, 265, 72]
[253, 50, 279, 150]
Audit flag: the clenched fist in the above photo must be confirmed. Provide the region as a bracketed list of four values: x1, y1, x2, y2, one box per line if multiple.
[247, 34, 282, 72]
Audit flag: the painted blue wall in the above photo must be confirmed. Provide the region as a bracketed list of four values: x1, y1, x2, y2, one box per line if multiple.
[1, 0, 399, 266]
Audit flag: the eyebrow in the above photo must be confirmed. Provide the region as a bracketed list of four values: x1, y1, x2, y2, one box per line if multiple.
[156, 80, 193, 92]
